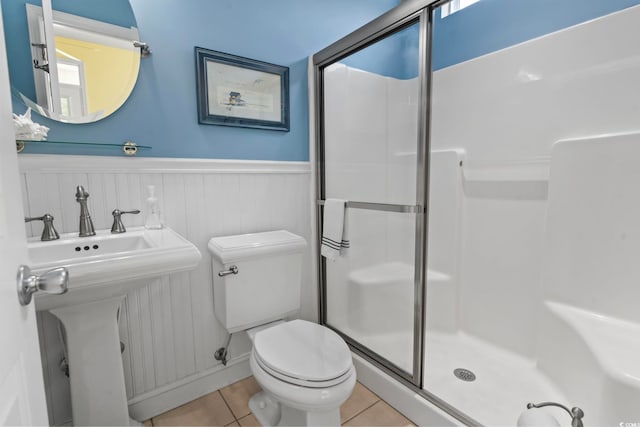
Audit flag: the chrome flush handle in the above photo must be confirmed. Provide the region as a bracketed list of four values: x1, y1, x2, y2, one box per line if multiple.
[218, 265, 239, 277]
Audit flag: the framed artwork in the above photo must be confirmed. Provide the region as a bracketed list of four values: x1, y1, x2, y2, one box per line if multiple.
[195, 47, 289, 131]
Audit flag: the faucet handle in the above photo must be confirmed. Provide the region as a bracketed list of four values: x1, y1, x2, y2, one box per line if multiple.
[111, 209, 141, 234]
[25, 213, 60, 241]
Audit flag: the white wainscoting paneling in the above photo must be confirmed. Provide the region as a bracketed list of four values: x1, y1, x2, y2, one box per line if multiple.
[19, 155, 312, 426]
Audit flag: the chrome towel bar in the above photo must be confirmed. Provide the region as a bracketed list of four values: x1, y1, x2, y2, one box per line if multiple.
[317, 200, 422, 214]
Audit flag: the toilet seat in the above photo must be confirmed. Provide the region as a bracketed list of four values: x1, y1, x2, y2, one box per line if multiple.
[253, 350, 353, 388]
[253, 319, 352, 388]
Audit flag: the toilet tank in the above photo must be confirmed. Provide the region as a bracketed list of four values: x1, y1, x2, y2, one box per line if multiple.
[208, 230, 307, 333]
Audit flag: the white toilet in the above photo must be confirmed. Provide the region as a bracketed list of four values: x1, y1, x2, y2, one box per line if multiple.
[208, 230, 356, 427]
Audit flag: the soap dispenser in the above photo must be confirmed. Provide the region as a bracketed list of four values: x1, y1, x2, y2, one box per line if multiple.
[144, 185, 163, 229]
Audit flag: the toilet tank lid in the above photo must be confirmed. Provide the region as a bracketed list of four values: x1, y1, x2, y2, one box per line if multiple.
[208, 230, 307, 263]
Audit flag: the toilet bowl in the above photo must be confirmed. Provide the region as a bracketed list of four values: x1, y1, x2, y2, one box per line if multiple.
[207, 230, 355, 426]
[247, 320, 356, 426]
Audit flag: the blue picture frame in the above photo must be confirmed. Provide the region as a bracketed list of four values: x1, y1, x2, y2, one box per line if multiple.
[195, 47, 290, 131]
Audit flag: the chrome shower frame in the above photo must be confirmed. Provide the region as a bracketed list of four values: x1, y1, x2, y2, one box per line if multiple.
[312, 0, 479, 425]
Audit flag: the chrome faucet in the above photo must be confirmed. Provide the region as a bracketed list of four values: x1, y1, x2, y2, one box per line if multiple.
[76, 185, 96, 237]
[527, 402, 584, 427]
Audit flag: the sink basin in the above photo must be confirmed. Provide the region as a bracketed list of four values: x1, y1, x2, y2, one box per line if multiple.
[29, 231, 152, 265]
[27, 226, 201, 426]
[29, 226, 201, 311]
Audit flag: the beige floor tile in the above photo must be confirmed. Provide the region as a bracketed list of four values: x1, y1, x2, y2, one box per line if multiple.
[343, 400, 415, 427]
[238, 413, 261, 426]
[152, 391, 235, 426]
[224, 422, 240, 427]
[143, 420, 153, 427]
[340, 382, 380, 423]
[220, 376, 262, 419]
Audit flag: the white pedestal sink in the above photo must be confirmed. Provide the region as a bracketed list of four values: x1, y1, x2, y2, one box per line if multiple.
[28, 226, 201, 426]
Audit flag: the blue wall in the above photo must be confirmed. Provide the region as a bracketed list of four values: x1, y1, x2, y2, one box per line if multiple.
[7, 0, 400, 160]
[432, 0, 640, 70]
[49, 0, 136, 28]
[341, 22, 419, 80]
[10, 0, 640, 160]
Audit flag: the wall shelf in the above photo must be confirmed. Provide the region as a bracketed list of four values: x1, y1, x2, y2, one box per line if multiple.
[16, 140, 151, 156]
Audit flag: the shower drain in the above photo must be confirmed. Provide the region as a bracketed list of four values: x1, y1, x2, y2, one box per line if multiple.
[453, 368, 476, 382]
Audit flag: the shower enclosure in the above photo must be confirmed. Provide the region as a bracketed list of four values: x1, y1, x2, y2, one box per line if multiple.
[315, 0, 640, 425]
[314, 2, 465, 421]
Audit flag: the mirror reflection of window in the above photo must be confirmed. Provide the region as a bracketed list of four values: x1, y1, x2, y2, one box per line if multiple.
[440, 0, 481, 18]
[56, 58, 86, 117]
[52, 25, 139, 120]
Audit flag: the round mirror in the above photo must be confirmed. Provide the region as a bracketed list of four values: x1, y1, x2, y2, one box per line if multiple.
[1, 0, 143, 124]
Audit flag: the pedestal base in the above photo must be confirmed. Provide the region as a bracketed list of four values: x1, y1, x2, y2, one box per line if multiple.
[51, 296, 136, 427]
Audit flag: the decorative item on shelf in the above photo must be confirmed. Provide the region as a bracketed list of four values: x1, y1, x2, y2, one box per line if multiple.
[14, 108, 49, 152]
[195, 47, 290, 131]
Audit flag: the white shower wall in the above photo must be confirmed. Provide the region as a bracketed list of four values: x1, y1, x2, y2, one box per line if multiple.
[323, 63, 418, 272]
[19, 155, 312, 426]
[430, 4, 640, 358]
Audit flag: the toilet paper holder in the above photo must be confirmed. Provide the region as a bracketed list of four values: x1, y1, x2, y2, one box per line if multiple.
[527, 402, 584, 427]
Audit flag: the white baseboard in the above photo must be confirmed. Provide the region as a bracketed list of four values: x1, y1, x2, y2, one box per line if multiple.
[352, 354, 462, 427]
[130, 352, 462, 425]
[127, 354, 251, 422]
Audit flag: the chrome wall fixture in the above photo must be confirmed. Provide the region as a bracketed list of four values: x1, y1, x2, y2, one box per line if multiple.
[218, 266, 239, 277]
[316, 200, 422, 214]
[527, 402, 585, 427]
[133, 41, 152, 58]
[31, 42, 50, 72]
[122, 141, 139, 156]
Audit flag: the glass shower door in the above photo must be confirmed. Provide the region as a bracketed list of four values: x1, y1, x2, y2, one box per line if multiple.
[318, 18, 425, 382]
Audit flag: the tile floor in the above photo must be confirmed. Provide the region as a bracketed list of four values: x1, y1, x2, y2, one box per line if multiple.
[146, 376, 415, 426]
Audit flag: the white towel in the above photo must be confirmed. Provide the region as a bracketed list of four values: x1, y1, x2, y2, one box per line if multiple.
[321, 199, 350, 260]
